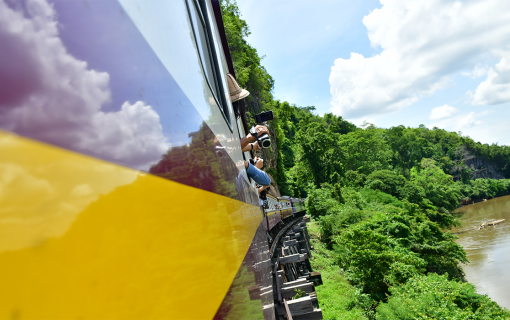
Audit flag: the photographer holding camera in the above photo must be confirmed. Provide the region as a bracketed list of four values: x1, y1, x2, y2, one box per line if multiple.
[227, 73, 272, 188]
[241, 125, 269, 152]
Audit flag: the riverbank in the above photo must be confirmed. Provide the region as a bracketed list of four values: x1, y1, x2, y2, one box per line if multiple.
[453, 195, 510, 309]
[454, 178, 510, 209]
[306, 187, 510, 319]
[457, 196, 499, 208]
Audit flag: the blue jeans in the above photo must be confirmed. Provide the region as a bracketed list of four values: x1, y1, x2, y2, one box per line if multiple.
[246, 162, 271, 186]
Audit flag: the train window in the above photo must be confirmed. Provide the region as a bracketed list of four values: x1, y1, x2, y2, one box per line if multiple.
[186, 0, 232, 127]
[187, 1, 218, 94]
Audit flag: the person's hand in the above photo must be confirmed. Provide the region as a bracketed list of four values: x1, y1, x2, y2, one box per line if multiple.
[258, 185, 269, 194]
[254, 157, 264, 169]
[248, 125, 269, 142]
[255, 125, 269, 136]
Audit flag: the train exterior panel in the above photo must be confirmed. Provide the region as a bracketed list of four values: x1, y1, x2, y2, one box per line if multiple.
[265, 194, 282, 231]
[282, 209, 293, 219]
[266, 210, 281, 231]
[0, 0, 275, 319]
[290, 197, 306, 214]
[277, 198, 293, 220]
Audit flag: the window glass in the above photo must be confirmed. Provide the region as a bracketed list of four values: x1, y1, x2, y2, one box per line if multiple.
[187, 0, 220, 102]
[202, 0, 232, 109]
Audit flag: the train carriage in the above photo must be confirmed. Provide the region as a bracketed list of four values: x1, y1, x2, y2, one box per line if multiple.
[290, 197, 306, 214]
[278, 197, 293, 220]
[265, 194, 282, 231]
[0, 0, 275, 319]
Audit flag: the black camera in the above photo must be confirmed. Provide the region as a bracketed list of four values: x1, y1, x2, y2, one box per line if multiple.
[255, 110, 274, 123]
[258, 133, 271, 148]
[250, 127, 271, 149]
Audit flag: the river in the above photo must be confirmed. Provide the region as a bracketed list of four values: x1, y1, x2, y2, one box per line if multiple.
[453, 195, 510, 309]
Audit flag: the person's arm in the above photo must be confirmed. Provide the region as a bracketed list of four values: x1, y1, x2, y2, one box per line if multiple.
[241, 141, 261, 152]
[240, 134, 255, 150]
[244, 160, 271, 186]
[240, 125, 269, 150]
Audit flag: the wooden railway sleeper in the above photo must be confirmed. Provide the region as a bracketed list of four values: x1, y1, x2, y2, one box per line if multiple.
[272, 217, 323, 319]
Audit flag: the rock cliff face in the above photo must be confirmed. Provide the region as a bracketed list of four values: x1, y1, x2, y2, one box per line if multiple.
[453, 147, 505, 180]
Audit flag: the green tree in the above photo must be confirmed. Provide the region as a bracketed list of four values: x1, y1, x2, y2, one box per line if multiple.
[221, 0, 274, 114]
[365, 170, 406, 198]
[410, 158, 460, 212]
[338, 125, 392, 176]
[296, 121, 343, 187]
[385, 126, 430, 178]
[334, 224, 426, 300]
[377, 273, 510, 319]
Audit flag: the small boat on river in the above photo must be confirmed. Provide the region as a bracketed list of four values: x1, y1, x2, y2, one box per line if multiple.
[452, 219, 506, 234]
[478, 219, 505, 229]
[488, 219, 505, 226]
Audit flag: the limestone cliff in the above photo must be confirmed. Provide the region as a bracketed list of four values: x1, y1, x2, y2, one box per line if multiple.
[452, 146, 505, 180]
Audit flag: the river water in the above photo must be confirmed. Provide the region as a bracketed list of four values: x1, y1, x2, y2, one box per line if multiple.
[453, 195, 510, 309]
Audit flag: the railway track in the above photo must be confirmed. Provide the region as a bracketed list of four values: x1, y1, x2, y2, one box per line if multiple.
[270, 216, 323, 320]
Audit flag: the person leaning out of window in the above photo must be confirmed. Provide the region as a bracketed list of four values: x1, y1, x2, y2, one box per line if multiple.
[226, 73, 271, 188]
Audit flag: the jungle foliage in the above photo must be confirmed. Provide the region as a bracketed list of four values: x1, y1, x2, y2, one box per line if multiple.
[377, 273, 509, 319]
[220, 1, 510, 318]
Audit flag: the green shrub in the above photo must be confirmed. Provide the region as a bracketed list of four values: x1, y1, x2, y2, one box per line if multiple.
[306, 187, 340, 218]
[365, 170, 406, 197]
[334, 224, 427, 300]
[359, 188, 404, 208]
[409, 158, 461, 212]
[377, 273, 510, 319]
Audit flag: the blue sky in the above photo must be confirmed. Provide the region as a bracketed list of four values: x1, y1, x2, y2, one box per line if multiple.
[237, 0, 510, 145]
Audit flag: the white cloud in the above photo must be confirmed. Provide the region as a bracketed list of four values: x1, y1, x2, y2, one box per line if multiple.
[462, 65, 488, 78]
[456, 112, 484, 129]
[471, 56, 510, 105]
[0, 0, 168, 170]
[429, 104, 459, 120]
[430, 110, 489, 132]
[330, 0, 510, 119]
[426, 110, 510, 146]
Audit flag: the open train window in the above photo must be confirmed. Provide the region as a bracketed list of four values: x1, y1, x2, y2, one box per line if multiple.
[186, 0, 232, 127]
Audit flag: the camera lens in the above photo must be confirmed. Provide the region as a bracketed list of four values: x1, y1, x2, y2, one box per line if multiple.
[257, 133, 271, 148]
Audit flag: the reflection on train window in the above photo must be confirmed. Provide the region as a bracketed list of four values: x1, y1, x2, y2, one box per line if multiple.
[186, 0, 231, 126]
[187, 1, 218, 95]
[201, 0, 232, 110]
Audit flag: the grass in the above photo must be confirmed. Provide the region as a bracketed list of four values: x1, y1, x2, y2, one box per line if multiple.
[308, 221, 368, 320]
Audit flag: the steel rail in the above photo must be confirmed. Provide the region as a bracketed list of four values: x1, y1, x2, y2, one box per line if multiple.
[270, 217, 301, 259]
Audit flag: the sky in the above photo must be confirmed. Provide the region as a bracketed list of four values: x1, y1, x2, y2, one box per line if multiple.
[236, 0, 510, 145]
